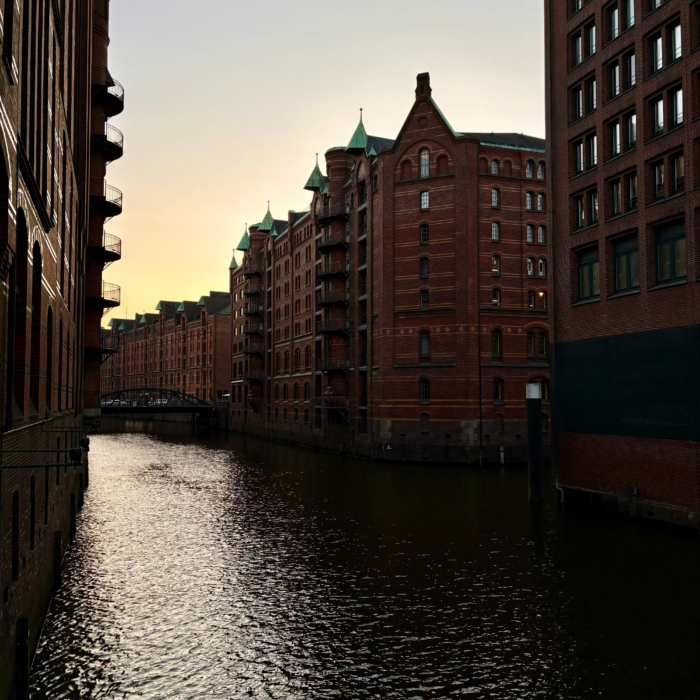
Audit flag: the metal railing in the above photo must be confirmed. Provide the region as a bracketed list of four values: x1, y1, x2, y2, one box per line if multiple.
[86, 279, 121, 304]
[317, 319, 351, 334]
[91, 178, 123, 208]
[314, 396, 350, 409]
[243, 304, 264, 315]
[316, 261, 349, 277]
[103, 231, 121, 257]
[317, 202, 349, 220]
[358, 253, 367, 267]
[243, 370, 265, 381]
[359, 394, 368, 407]
[243, 324, 264, 334]
[105, 123, 124, 149]
[317, 358, 350, 371]
[92, 67, 125, 107]
[243, 258, 264, 276]
[243, 343, 265, 355]
[243, 284, 264, 296]
[359, 353, 368, 366]
[317, 289, 349, 305]
[318, 231, 349, 249]
[358, 283, 367, 297]
[359, 314, 367, 327]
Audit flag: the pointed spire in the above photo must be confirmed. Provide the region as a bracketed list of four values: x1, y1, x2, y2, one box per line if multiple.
[236, 224, 250, 252]
[229, 248, 239, 270]
[346, 109, 368, 155]
[259, 202, 274, 233]
[304, 153, 324, 191]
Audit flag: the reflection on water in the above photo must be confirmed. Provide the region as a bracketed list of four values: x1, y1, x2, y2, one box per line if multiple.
[30, 421, 700, 699]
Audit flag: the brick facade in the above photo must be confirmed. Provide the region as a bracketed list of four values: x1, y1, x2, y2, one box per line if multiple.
[229, 74, 551, 463]
[546, 0, 700, 527]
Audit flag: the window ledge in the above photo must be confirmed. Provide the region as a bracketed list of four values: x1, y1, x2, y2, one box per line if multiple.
[527, 242, 548, 247]
[648, 190, 685, 208]
[570, 222, 598, 236]
[645, 123, 684, 146]
[607, 288, 639, 300]
[418, 401, 431, 406]
[572, 296, 600, 306]
[603, 148, 635, 166]
[648, 279, 687, 292]
[602, 83, 636, 108]
[605, 210, 635, 223]
[493, 400, 505, 406]
[644, 58, 682, 85]
[569, 165, 597, 182]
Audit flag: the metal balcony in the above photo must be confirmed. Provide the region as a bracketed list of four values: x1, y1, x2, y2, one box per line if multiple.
[317, 231, 349, 252]
[243, 343, 265, 356]
[86, 279, 121, 315]
[91, 123, 124, 163]
[243, 259, 264, 278]
[317, 202, 349, 221]
[90, 179, 123, 219]
[243, 370, 265, 382]
[88, 229, 122, 267]
[243, 323, 264, 335]
[243, 304, 264, 316]
[243, 284, 264, 297]
[316, 261, 349, 280]
[91, 67, 125, 118]
[317, 358, 351, 372]
[317, 319, 351, 335]
[315, 396, 350, 410]
[317, 289, 350, 306]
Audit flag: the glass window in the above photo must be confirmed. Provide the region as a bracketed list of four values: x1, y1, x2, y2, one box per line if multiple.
[587, 79, 597, 111]
[653, 161, 664, 200]
[610, 6, 619, 39]
[653, 98, 664, 135]
[651, 35, 663, 73]
[492, 188, 500, 208]
[578, 248, 600, 300]
[575, 141, 584, 173]
[574, 35, 582, 65]
[671, 88, 683, 126]
[528, 290, 535, 308]
[626, 52, 636, 87]
[655, 223, 686, 283]
[611, 121, 621, 155]
[420, 378, 430, 403]
[611, 180, 621, 215]
[590, 190, 598, 222]
[626, 0, 635, 27]
[494, 379, 503, 401]
[420, 290, 429, 309]
[537, 193, 544, 211]
[538, 258, 546, 277]
[491, 160, 499, 175]
[614, 236, 640, 292]
[527, 257, 535, 276]
[672, 154, 684, 193]
[575, 195, 585, 228]
[492, 288, 501, 307]
[537, 162, 545, 179]
[420, 257, 429, 278]
[492, 329, 501, 356]
[527, 225, 534, 243]
[627, 113, 636, 149]
[420, 223, 429, 244]
[491, 222, 500, 242]
[421, 332, 430, 356]
[526, 192, 533, 210]
[420, 149, 430, 177]
[492, 255, 500, 275]
[588, 24, 596, 55]
[538, 332, 547, 356]
[538, 226, 546, 244]
[420, 191, 429, 209]
[628, 173, 638, 209]
[670, 23, 681, 61]
[589, 133, 597, 166]
[527, 331, 536, 356]
[573, 86, 583, 119]
[539, 291, 547, 309]
[610, 63, 620, 97]
[526, 161, 534, 178]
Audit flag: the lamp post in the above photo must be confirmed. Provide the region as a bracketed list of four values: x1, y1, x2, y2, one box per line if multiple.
[527, 383, 543, 502]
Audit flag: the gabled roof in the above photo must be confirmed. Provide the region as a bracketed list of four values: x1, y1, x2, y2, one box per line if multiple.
[462, 132, 545, 153]
[177, 301, 201, 320]
[139, 313, 159, 325]
[199, 293, 231, 316]
[236, 226, 250, 252]
[258, 203, 275, 232]
[367, 135, 395, 153]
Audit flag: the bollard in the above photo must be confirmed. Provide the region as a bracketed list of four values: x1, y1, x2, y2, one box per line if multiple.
[527, 383, 543, 503]
[53, 531, 62, 592]
[15, 618, 29, 700]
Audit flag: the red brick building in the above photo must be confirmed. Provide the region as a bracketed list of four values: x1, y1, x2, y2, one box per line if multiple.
[546, 0, 700, 526]
[230, 74, 550, 463]
[0, 0, 123, 694]
[101, 292, 232, 402]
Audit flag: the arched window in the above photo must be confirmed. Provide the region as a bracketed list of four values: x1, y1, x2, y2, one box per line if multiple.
[401, 160, 412, 179]
[528, 290, 536, 308]
[420, 191, 429, 210]
[275, 352, 281, 374]
[373, 174, 378, 190]
[527, 331, 536, 356]
[491, 188, 500, 208]
[538, 258, 547, 277]
[294, 408, 299, 421]
[437, 155, 448, 175]
[284, 351, 289, 372]
[526, 192, 533, 210]
[537, 162, 545, 179]
[420, 149, 430, 177]
[527, 257, 535, 276]
[275, 407, 279, 421]
[538, 331, 548, 356]
[420, 331, 430, 357]
[420, 413, 430, 433]
[293, 383, 299, 400]
[538, 226, 546, 244]
[420, 377, 430, 403]
[492, 329, 502, 356]
[294, 348, 301, 372]
[492, 222, 500, 241]
[492, 255, 500, 275]
[304, 382, 310, 401]
[491, 160, 500, 175]
[420, 290, 429, 309]
[283, 384, 288, 400]
[420, 224, 429, 244]
[539, 291, 547, 309]
[526, 161, 534, 178]
[479, 157, 488, 173]
[537, 193, 545, 211]
[493, 378, 504, 402]
[283, 408, 288, 421]
[492, 288, 501, 307]
[527, 224, 534, 243]
[420, 257, 429, 279]
[305, 347, 311, 370]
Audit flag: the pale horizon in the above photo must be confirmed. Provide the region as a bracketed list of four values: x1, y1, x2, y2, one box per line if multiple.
[104, 0, 546, 325]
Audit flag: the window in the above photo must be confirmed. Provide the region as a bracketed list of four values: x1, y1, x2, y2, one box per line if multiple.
[575, 194, 585, 228]
[420, 290, 429, 309]
[652, 97, 664, 135]
[574, 34, 583, 65]
[613, 235, 640, 292]
[611, 121, 621, 155]
[492, 288, 501, 307]
[420, 223, 429, 244]
[304, 409, 309, 423]
[537, 162, 545, 179]
[492, 222, 500, 242]
[627, 172, 638, 209]
[625, 0, 634, 28]
[670, 22, 681, 62]
[626, 52, 636, 88]
[526, 161, 534, 178]
[610, 63, 620, 98]
[420, 331, 430, 357]
[420, 191, 429, 210]
[420, 149, 430, 177]
[590, 190, 599, 222]
[575, 140, 584, 174]
[527, 331, 536, 356]
[539, 291, 547, 309]
[492, 188, 500, 208]
[588, 133, 598, 166]
[492, 329, 502, 356]
[609, 4, 619, 39]
[420, 257, 429, 279]
[528, 290, 536, 308]
[491, 160, 499, 175]
[611, 180, 621, 215]
[587, 23, 596, 55]
[578, 248, 600, 300]
[653, 160, 665, 200]
[671, 153, 684, 193]
[573, 86, 583, 119]
[671, 88, 683, 126]
[494, 379, 504, 402]
[526, 192, 533, 210]
[651, 35, 663, 74]
[655, 222, 686, 283]
[420, 378, 430, 403]
[626, 112, 636, 149]
[538, 332, 548, 356]
[527, 225, 534, 243]
[538, 226, 546, 244]
[492, 255, 500, 275]
[527, 257, 535, 276]
[537, 193, 545, 211]
[538, 258, 547, 277]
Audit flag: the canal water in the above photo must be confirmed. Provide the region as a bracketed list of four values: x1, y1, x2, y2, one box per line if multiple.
[30, 421, 699, 699]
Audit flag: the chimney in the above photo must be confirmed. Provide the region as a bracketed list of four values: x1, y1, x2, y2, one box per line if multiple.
[416, 72, 432, 98]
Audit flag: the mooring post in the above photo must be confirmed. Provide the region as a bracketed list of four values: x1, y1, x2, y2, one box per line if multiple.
[15, 618, 29, 700]
[527, 383, 543, 502]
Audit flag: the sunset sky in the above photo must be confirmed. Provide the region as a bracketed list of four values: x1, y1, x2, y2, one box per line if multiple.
[104, 0, 545, 324]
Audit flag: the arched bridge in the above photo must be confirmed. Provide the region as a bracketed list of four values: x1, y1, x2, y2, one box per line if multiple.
[100, 388, 216, 416]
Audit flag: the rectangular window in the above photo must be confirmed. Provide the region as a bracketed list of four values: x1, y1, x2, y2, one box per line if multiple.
[491, 222, 500, 242]
[610, 6, 619, 39]
[651, 35, 663, 74]
[590, 189, 599, 222]
[625, 0, 634, 28]
[575, 141, 584, 173]
[527, 225, 534, 243]
[653, 161, 665, 199]
[575, 195, 585, 228]
[611, 121, 621, 155]
[670, 23, 681, 61]
[491, 189, 499, 208]
[588, 24, 596, 55]
[626, 52, 636, 88]
[588, 133, 598, 166]
[573, 86, 583, 120]
[626, 113, 636, 149]
[610, 63, 620, 98]
[671, 153, 684, 193]
[611, 180, 621, 214]
[578, 248, 600, 300]
[527, 257, 535, 276]
[421, 191, 429, 210]
[652, 97, 664, 135]
[628, 173, 638, 209]
[574, 34, 583, 65]
[614, 236, 640, 292]
[671, 88, 683, 126]
[655, 222, 686, 283]
[587, 78, 597, 111]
